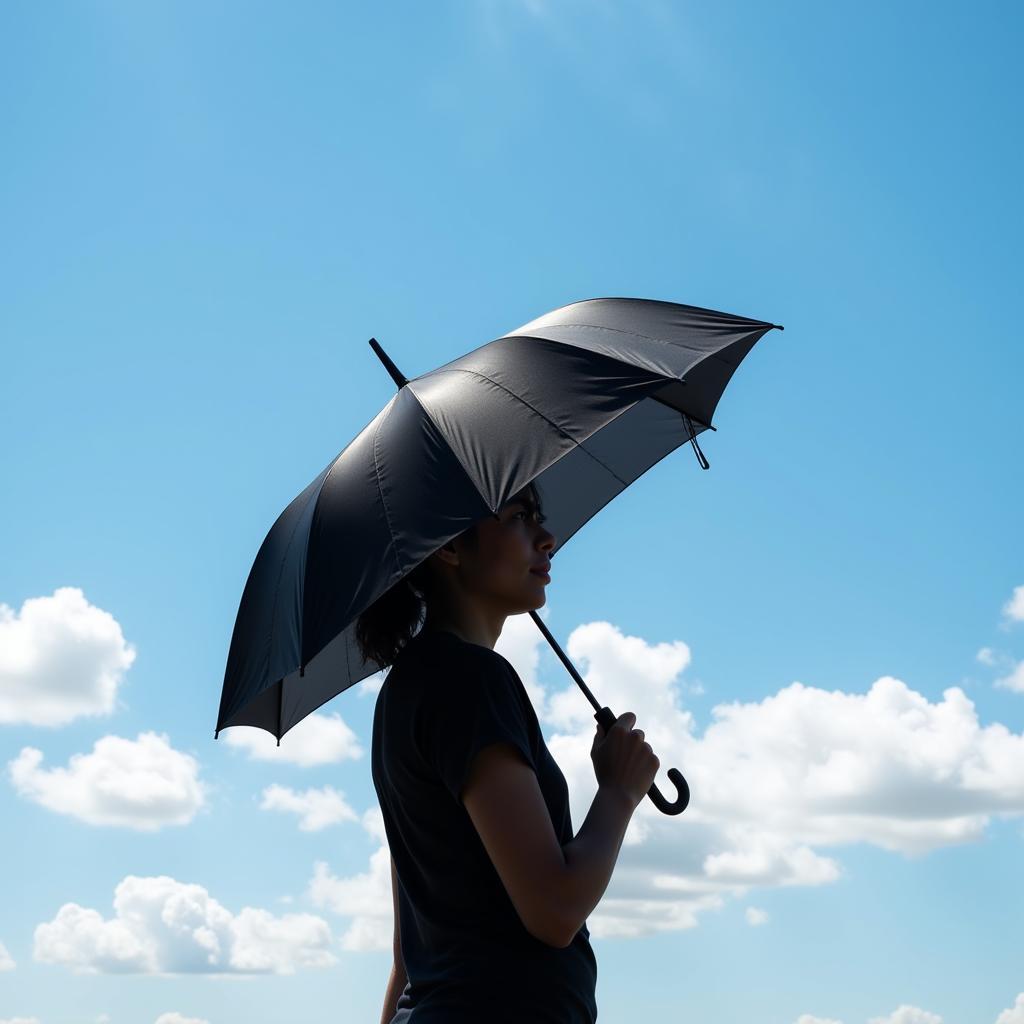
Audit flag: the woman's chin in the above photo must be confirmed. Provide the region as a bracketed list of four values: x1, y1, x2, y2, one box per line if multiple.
[512, 585, 547, 612]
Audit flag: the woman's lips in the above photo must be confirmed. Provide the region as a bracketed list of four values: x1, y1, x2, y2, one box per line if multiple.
[530, 568, 551, 581]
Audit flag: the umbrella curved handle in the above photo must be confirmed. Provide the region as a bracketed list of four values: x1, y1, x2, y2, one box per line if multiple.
[595, 705, 690, 816]
[527, 611, 690, 816]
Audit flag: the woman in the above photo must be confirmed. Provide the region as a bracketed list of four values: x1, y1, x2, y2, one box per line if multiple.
[362, 481, 659, 1023]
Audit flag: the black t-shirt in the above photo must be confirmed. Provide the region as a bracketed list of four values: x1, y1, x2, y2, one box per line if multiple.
[371, 627, 598, 1023]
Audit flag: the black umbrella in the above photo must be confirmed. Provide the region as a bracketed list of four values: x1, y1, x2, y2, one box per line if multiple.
[215, 296, 783, 816]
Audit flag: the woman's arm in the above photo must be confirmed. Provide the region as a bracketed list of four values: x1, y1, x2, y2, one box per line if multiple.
[558, 783, 636, 937]
[461, 742, 635, 947]
[380, 961, 408, 1024]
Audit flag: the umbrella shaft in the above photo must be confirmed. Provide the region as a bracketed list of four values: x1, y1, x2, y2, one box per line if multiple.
[528, 610, 602, 713]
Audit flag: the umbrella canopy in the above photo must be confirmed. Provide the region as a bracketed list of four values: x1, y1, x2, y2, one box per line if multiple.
[215, 296, 782, 754]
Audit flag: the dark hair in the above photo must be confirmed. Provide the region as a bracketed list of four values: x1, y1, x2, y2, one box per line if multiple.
[354, 522, 478, 669]
[355, 483, 544, 669]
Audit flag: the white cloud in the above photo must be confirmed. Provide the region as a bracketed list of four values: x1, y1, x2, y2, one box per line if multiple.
[155, 1013, 210, 1024]
[975, 645, 1024, 692]
[354, 666, 389, 697]
[648, 667, 1024, 857]
[868, 1007, 942, 1024]
[259, 784, 358, 831]
[1001, 585, 1024, 624]
[0, 1017, 42, 1024]
[0, 940, 13, 970]
[994, 659, 1024, 694]
[306, 807, 393, 952]
[997, 993, 1024, 1024]
[745, 906, 768, 926]
[976, 646, 998, 666]
[222, 711, 362, 766]
[795, 1016, 843, 1024]
[704, 835, 840, 886]
[33, 875, 336, 975]
[0, 587, 136, 727]
[8, 732, 205, 830]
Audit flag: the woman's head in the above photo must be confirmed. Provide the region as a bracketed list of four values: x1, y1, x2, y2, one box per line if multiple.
[355, 481, 555, 667]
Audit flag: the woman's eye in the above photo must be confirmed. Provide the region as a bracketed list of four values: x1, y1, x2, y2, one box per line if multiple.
[516, 510, 547, 524]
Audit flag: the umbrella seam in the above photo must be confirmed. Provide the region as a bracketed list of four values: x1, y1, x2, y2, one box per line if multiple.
[432, 366, 632, 489]
[371, 404, 406, 582]
[402, 383, 498, 514]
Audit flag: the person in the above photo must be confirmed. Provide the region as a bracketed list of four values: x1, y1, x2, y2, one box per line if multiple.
[360, 481, 660, 1023]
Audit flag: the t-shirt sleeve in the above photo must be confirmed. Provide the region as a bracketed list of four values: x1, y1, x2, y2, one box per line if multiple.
[419, 650, 536, 803]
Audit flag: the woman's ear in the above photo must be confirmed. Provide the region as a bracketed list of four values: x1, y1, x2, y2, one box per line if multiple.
[433, 541, 459, 568]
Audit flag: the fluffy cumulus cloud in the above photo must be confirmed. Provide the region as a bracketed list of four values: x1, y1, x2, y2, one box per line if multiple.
[33, 875, 336, 975]
[868, 1007, 942, 1024]
[259, 783, 358, 831]
[221, 711, 362, 766]
[321, 615, 1024, 945]
[684, 675, 1024, 857]
[154, 1014, 210, 1024]
[0, 940, 14, 970]
[997, 994, 1024, 1024]
[8, 732, 205, 830]
[0, 587, 136, 727]
[306, 806, 394, 952]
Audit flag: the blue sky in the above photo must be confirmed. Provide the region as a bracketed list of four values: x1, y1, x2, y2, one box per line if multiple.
[2, 2, 1022, 1022]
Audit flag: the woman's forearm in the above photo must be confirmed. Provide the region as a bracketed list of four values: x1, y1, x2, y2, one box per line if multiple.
[380, 961, 408, 1024]
[557, 783, 636, 944]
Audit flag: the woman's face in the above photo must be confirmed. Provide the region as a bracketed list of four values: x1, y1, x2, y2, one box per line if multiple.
[454, 485, 556, 613]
